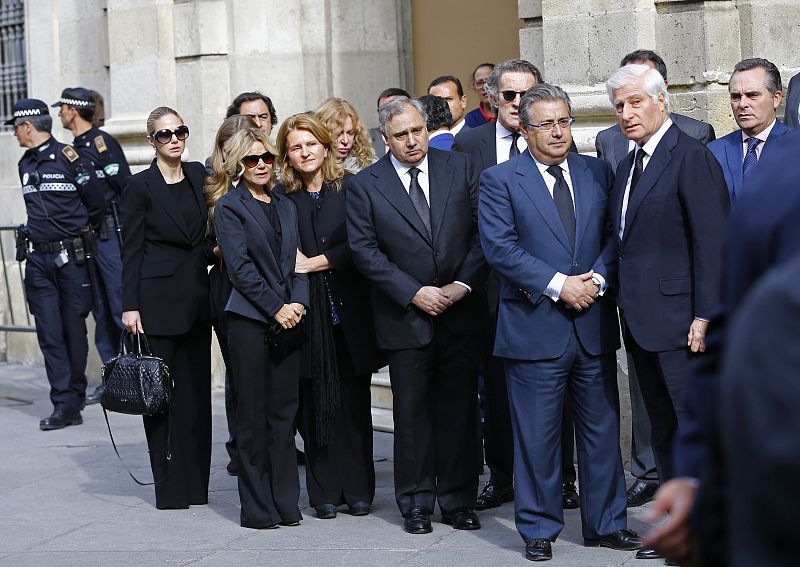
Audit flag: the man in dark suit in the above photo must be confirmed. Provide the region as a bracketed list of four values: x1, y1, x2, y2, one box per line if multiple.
[453, 58, 580, 512]
[642, 128, 800, 566]
[709, 58, 790, 201]
[479, 83, 641, 562]
[605, 63, 729, 559]
[596, 50, 716, 508]
[785, 71, 800, 128]
[368, 88, 410, 158]
[347, 97, 488, 534]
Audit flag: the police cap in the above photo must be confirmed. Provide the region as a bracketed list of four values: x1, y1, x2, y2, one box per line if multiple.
[51, 87, 96, 110]
[4, 98, 50, 125]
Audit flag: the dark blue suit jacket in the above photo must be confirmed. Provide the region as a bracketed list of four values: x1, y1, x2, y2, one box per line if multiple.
[213, 183, 309, 324]
[478, 151, 620, 360]
[708, 119, 791, 200]
[785, 73, 800, 128]
[346, 149, 489, 350]
[612, 124, 729, 352]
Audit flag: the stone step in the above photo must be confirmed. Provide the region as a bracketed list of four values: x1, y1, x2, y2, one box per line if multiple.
[370, 368, 393, 410]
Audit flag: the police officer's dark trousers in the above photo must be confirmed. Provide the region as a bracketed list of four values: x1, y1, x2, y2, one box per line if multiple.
[92, 219, 124, 362]
[24, 249, 92, 412]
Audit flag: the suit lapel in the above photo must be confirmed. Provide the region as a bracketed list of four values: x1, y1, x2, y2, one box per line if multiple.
[723, 135, 743, 198]
[612, 128, 629, 171]
[144, 161, 191, 240]
[273, 192, 293, 269]
[567, 154, 593, 253]
[516, 154, 572, 253]
[238, 184, 281, 267]
[184, 163, 207, 242]
[613, 150, 635, 247]
[428, 151, 453, 244]
[479, 125, 498, 170]
[622, 124, 679, 239]
[370, 155, 432, 245]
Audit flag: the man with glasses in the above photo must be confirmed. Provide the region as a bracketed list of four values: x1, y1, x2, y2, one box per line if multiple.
[464, 63, 496, 128]
[225, 92, 278, 136]
[455, 59, 584, 513]
[478, 84, 638, 561]
[53, 87, 132, 405]
[9, 98, 105, 430]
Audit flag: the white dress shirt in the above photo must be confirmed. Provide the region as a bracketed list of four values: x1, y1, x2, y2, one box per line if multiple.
[740, 118, 776, 162]
[450, 119, 467, 137]
[389, 153, 471, 293]
[495, 121, 527, 165]
[619, 117, 673, 239]
[529, 152, 607, 302]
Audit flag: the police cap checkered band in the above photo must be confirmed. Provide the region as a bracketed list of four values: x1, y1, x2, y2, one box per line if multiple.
[5, 98, 49, 125]
[14, 108, 45, 118]
[58, 98, 93, 107]
[51, 87, 96, 108]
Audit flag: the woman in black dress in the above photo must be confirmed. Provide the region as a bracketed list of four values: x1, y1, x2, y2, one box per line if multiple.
[119, 107, 211, 509]
[214, 128, 308, 529]
[276, 113, 383, 519]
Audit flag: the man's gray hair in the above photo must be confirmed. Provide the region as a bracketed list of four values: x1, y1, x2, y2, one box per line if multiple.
[606, 64, 671, 111]
[485, 59, 543, 102]
[378, 97, 428, 136]
[16, 113, 53, 133]
[519, 84, 572, 126]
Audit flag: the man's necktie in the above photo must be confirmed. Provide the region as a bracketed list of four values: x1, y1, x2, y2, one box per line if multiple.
[742, 137, 761, 176]
[408, 167, 431, 237]
[509, 132, 521, 159]
[629, 148, 646, 198]
[546, 165, 576, 250]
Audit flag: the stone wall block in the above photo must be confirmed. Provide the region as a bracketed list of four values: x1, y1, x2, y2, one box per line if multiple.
[518, 0, 542, 19]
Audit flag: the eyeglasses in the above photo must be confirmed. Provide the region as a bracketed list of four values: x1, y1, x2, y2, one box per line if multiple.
[523, 117, 575, 131]
[474, 79, 487, 87]
[242, 152, 275, 168]
[150, 125, 190, 144]
[500, 90, 528, 102]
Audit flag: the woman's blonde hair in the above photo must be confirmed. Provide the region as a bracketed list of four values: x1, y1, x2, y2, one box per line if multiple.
[223, 128, 278, 189]
[146, 106, 182, 136]
[276, 113, 344, 193]
[314, 97, 375, 170]
[204, 115, 258, 215]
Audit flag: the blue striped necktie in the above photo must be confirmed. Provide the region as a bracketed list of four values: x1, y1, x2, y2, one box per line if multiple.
[742, 137, 761, 176]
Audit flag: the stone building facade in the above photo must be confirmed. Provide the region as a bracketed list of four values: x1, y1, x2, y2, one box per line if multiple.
[2, 0, 799, 388]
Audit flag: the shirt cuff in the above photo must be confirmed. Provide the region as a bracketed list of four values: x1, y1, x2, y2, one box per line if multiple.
[591, 274, 607, 296]
[545, 272, 567, 302]
[454, 281, 472, 293]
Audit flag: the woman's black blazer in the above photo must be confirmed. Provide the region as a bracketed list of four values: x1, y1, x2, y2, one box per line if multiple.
[120, 159, 210, 336]
[282, 181, 385, 375]
[214, 183, 309, 324]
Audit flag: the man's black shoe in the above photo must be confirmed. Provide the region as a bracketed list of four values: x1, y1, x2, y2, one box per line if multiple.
[348, 501, 371, 516]
[226, 458, 239, 476]
[627, 480, 658, 507]
[85, 384, 104, 405]
[525, 539, 552, 561]
[403, 505, 432, 534]
[584, 528, 642, 550]
[40, 410, 83, 431]
[562, 481, 580, 509]
[475, 481, 514, 510]
[314, 504, 337, 519]
[635, 547, 663, 559]
[441, 508, 481, 530]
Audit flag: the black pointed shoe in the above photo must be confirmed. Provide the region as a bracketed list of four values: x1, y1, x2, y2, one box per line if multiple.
[626, 479, 659, 507]
[314, 504, 337, 519]
[441, 508, 481, 530]
[475, 481, 514, 510]
[584, 528, 642, 550]
[525, 539, 552, 561]
[403, 505, 432, 534]
[562, 481, 580, 509]
[40, 410, 83, 431]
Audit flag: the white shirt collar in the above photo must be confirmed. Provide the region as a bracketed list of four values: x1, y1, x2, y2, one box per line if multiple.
[741, 117, 777, 143]
[390, 152, 429, 179]
[529, 150, 570, 177]
[450, 119, 466, 137]
[638, 117, 673, 156]
[495, 120, 517, 140]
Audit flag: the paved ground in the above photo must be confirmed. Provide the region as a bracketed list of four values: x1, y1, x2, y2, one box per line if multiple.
[0, 362, 661, 566]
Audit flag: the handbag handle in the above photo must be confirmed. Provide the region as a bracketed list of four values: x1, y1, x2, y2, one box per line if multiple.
[117, 329, 154, 357]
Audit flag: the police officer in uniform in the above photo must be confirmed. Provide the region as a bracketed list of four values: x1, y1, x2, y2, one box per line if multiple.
[53, 88, 131, 403]
[8, 99, 105, 430]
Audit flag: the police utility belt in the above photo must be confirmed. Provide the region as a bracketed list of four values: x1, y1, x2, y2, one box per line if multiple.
[29, 236, 91, 267]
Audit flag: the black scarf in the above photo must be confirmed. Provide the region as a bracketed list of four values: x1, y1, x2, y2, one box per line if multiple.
[308, 271, 340, 446]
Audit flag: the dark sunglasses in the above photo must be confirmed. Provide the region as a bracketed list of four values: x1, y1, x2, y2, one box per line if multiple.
[151, 125, 190, 144]
[500, 90, 527, 102]
[242, 152, 275, 168]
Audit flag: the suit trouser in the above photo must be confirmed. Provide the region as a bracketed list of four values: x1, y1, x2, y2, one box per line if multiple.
[387, 321, 481, 516]
[504, 330, 627, 543]
[622, 321, 692, 483]
[626, 355, 660, 483]
[92, 228, 124, 362]
[227, 313, 302, 527]
[24, 250, 92, 413]
[144, 320, 212, 509]
[298, 326, 375, 507]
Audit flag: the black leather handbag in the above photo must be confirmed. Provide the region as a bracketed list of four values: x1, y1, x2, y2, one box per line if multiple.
[265, 317, 307, 363]
[101, 331, 171, 415]
[100, 331, 172, 486]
